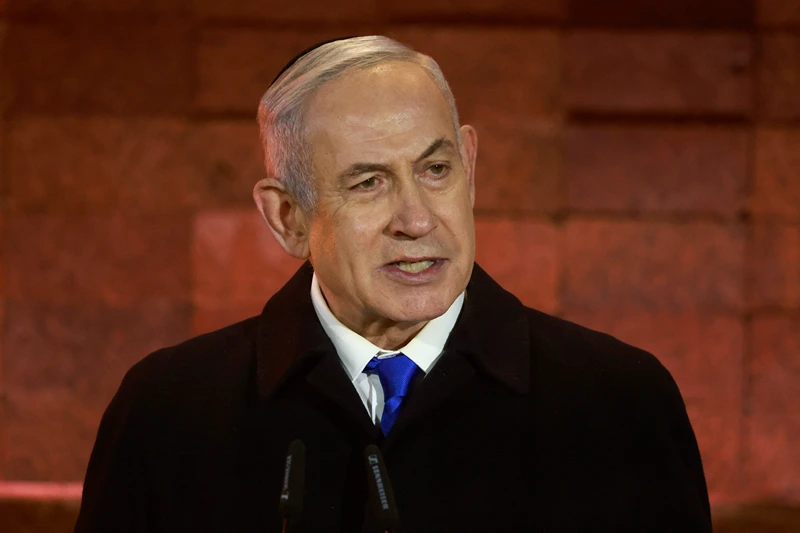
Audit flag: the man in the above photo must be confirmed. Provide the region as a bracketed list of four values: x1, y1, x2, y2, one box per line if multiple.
[75, 36, 712, 532]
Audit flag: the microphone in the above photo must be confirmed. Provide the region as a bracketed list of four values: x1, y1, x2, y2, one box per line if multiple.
[278, 439, 306, 533]
[364, 445, 400, 533]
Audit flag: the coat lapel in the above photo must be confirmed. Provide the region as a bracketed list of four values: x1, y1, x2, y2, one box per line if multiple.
[382, 348, 476, 452]
[255, 261, 378, 440]
[305, 350, 382, 440]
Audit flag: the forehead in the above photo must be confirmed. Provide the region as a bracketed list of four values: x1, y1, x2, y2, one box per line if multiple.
[304, 62, 455, 163]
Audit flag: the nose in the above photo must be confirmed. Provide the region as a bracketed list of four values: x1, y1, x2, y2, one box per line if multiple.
[387, 180, 438, 239]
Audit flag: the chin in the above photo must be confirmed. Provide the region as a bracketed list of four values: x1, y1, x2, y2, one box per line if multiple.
[381, 290, 454, 324]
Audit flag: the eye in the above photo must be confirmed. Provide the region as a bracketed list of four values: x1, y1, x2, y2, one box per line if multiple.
[426, 163, 450, 178]
[353, 176, 379, 190]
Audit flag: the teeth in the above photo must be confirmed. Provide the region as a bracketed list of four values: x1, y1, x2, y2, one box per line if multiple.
[395, 260, 435, 273]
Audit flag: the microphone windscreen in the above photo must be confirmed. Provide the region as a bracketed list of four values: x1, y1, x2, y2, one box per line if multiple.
[278, 439, 306, 520]
[364, 444, 400, 530]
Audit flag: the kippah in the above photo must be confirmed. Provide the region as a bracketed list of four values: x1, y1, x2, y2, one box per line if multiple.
[270, 36, 357, 86]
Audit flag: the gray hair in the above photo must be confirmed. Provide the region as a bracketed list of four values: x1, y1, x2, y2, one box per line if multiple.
[257, 35, 460, 212]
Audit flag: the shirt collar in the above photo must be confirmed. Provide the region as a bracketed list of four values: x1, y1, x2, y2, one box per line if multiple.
[310, 272, 465, 382]
[255, 261, 531, 400]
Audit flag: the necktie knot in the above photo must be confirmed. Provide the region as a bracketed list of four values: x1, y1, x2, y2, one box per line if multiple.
[364, 354, 420, 435]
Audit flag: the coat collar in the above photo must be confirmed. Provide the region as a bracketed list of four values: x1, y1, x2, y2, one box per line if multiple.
[255, 261, 531, 399]
[445, 263, 531, 394]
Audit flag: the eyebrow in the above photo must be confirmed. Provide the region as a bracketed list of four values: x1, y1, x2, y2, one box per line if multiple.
[416, 137, 455, 163]
[337, 137, 456, 182]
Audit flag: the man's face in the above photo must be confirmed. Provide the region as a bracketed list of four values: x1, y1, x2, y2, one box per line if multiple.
[303, 61, 476, 330]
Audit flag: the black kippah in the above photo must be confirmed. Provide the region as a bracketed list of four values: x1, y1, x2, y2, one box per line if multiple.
[270, 36, 357, 86]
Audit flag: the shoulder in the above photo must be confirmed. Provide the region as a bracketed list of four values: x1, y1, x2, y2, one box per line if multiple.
[134, 315, 259, 381]
[116, 315, 261, 412]
[525, 307, 660, 371]
[523, 307, 686, 418]
[525, 306, 669, 378]
[520, 307, 711, 521]
[521, 306, 705, 474]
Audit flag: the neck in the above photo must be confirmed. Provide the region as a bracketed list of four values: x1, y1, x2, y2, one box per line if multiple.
[317, 285, 428, 350]
[360, 320, 428, 351]
[331, 305, 429, 351]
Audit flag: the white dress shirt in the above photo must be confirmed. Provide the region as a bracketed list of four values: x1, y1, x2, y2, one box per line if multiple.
[310, 272, 465, 425]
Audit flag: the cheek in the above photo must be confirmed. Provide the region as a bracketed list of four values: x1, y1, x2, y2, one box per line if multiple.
[327, 207, 389, 259]
[437, 193, 474, 231]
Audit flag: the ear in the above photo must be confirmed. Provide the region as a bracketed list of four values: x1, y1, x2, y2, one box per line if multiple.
[253, 177, 311, 259]
[458, 125, 478, 207]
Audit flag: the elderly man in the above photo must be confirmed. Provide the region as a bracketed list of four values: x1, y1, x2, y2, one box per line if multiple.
[75, 36, 711, 532]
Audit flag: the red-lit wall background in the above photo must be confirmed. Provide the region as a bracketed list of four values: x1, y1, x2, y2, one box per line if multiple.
[1, 0, 799, 529]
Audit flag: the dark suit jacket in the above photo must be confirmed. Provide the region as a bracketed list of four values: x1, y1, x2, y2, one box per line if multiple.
[74, 262, 712, 532]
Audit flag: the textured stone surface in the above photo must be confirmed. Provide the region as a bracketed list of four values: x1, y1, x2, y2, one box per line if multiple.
[1, 300, 191, 481]
[196, 28, 356, 112]
[0, 210, 4, 296]
[0, 301, 4, 388]
[759, 35, 800, 119]
[385, 0, 564, 20]
[9, 118, 263, 213]
[0, 23, 6, 158]
[758, 0, 800, 26]
[0, 117, 6, 203]
[0, 203, 3, 436]
[187, 122, 266, 207]
[473, 117, 561, 214]
[746, 315, 800, 500]
[0, 21, 5, 126]
[2, 20, 191, 115]
[564, 220, 745, 312]
[192, 210, 304, 312]
[7, 0, 186, 13]
[689, 402, 745, 503]
[2, 388, 110, 481]
[391, 28, 561, 122]
[565, 125, 748, 216]
[0, 498, 79, 533]
[474, 218, 559, 313]
[745, 414, 800, 501]
[5, 214, 192, 306]
[2, 300, 191, 400]
[192, 0, 377, 21]
[569, 0, 754, 27]
[750, 315, 800, 414]
[714, 504, 800, 532]
[749, 223, 800, 310]
[192, 305, 265, 336]
[9, 118, 188, 212]
[563, 311, 744, 501]
[753, 128, 800, 220]
[566, 32, 753, 114]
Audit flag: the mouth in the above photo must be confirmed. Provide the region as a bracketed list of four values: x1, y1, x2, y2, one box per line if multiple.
[392, 259, 437, 273]
[383, 257, 444, 276]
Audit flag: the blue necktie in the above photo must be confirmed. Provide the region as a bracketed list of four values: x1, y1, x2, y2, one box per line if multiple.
[364, 354, 421, 436]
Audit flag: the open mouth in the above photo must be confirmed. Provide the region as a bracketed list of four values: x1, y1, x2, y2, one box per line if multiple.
[393, 260, 436, 273]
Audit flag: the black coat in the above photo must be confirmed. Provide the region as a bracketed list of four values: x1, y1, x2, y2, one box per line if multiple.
[75, 262, 712, 532]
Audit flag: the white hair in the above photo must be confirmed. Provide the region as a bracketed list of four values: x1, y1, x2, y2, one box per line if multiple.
[257, 35, 461, 212]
